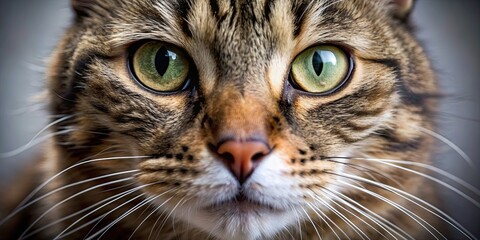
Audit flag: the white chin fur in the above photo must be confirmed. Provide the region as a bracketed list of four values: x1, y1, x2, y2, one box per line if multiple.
[174, 205, 298, 240]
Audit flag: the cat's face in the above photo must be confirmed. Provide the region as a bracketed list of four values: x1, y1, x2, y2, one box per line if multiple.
[49, 0, 435, 239]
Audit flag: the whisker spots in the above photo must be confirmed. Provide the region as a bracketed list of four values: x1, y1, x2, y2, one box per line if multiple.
[298, 149, 307, 155]
[290, 154, 325, 165]
[140, 167, 200, 176]
[175, 154, 184, 161]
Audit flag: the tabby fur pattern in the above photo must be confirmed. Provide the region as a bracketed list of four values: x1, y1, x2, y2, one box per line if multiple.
[1, 0, 456, 239]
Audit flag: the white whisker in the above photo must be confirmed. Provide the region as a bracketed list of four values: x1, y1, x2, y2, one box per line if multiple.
[6, 169, 138, 224]
[319, 187, 410, 240]
[157, 196, 188, 235]
[85, 195, 161, 240]
[301, 206, 323, 240]
[416, 126, 476, 168]
[0, 129, 74, 159]
[335, 157, 480, 196]
[333, 176, 447, 240]
[343, 179, 442, 239]
[331, 157, 480, 207]
[19, 177, 134, 239]
[128, 195, 175, 240]
[334, 172, 476, 240]
[304, 202, 343, 240]
[5, 155, 149, 222]
[26, 186, 144, 239]
[53, 183, 167, 239]
[309, 191, 367, 240]
[0, 115, 73, 158]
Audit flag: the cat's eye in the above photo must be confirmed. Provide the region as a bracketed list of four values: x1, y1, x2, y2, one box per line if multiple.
[290, 45, 351, 94]
[130, 41, 190, 92]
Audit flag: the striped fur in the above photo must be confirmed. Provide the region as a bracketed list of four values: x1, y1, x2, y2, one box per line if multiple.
[2, 0, 455, 239]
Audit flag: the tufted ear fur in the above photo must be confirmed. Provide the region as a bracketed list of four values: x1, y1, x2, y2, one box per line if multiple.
[389, 0, 415, 20]
[71, 0, 112, 19]
[71, 0, 96, 17]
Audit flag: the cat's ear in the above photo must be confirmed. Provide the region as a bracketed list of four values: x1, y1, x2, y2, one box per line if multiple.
[389, 0, 415, 20]
[70, 0, 99, 18]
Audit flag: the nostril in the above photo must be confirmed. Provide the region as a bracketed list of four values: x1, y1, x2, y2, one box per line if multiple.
[251, 152, 267, 162]
[221, 152, 235, 164]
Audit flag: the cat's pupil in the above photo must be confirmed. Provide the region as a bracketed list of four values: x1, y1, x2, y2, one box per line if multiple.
[155, 46, 170, 76]
[312, 51, 323, 76]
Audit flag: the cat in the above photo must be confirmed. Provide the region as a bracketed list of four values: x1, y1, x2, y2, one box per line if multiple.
[0, 0, 477, 239]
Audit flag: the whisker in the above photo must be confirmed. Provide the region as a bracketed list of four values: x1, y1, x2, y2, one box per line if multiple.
[327, 159, 405, 189]
[304, 202, 344, 240]
[52, 183, 166, 239]
[338, 179, 444, 240]
[5, 169, 138, 225]
[204, 210, 224, 240]
[82, 186, 177, 240]
[28, 187, 144, 239]
[300, 206, 322, 240]
[333, 172, 477, 240]
[102, 181, 137, 193]
[9, 102, 47, 115]
[128, 195, 175, 240]
[331, 170, 476, 240]
[279, 214, 296, 240]
[84, 194, 162, 240]
[0, 115, 73, 158]
[0, 128, 74, 159]
[157, 196, 188, 235]
[318, 187, 410, 240]
[308, 191, 368, 240]
[292, 207, 305, 240]
[148, 198, 172, 240]
[18, 177, 134, 239]
[327, 157, 480, 205]
[152, 195, 192, 240]
[416, 126, 476, 169]
[4, 155, 150, 223]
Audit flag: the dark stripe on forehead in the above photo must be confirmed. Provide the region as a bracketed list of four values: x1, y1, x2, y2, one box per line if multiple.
[209, 0, 220, 17]
[178, 0, 194, 37]
[263, 0, 275, 21]
[235, 1, 258, 26]
[228, 0, 237, 27]
[292, 1, 309, 37]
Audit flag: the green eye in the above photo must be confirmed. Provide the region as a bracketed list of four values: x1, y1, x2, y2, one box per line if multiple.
[291, 45, 350, 94]
[131, 41, 190, 92]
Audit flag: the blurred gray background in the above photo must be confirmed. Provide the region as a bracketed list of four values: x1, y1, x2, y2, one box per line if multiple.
[0, 0, 478, 238]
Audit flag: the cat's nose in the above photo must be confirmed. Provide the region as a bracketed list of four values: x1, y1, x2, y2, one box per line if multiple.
[217, 140, 271, 184]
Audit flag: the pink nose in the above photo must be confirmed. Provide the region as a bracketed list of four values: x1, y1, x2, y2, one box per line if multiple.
[217, 140, 271, 184]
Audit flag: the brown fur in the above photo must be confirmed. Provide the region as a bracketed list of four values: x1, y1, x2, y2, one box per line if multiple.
[1, 0, 458, 239]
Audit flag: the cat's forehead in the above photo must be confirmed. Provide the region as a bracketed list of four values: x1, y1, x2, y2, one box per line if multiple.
[107, 0, 386, 80]
[108, 0, 384, 49]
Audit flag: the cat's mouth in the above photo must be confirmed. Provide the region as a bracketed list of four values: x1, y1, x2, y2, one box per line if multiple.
[204, 193, 284, 213]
